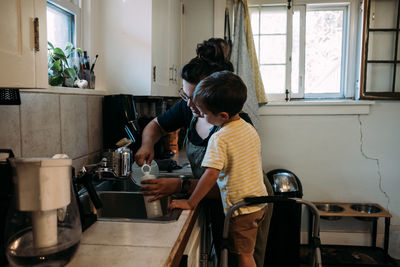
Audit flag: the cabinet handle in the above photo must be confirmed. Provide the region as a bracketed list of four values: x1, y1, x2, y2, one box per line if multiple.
[174, 67, 177, 83]
[153, 66, 156, 82]
[169, 66, 174, 81]
[34, 17, 40, 52]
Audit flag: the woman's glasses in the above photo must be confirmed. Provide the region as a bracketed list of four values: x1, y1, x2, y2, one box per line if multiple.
[178, 88, 192, 102]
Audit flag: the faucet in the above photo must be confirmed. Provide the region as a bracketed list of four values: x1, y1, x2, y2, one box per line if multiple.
[74, 157, 132, 210]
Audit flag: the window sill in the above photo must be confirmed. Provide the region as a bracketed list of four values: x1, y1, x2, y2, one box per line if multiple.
[20, 86, 108, 96]
[259, 100, 375, 115]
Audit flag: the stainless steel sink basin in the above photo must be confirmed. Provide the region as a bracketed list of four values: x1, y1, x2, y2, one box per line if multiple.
[79, 191, 182, 223]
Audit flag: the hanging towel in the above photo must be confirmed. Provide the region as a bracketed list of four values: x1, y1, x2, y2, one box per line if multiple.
[231, 0, 267, 130]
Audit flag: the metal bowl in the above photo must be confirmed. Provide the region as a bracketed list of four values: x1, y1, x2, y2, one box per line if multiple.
[350, 204, 381, 221]
[316, 204, 344, 220]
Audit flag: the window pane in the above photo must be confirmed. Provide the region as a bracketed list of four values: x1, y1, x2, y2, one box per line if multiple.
[369, 32, 396, 60]
[396, 64, 400, 92]
[366, 63, 393, 92]
[253, 35, 260, 60]
[260, 35, 286, 64]
[260, 65, 286, 94]
[250, 7, 260, 34]
[260, 6, 287, 34]
[305, 9, 343, 94]
[369, 0, 398, 29]
[47, 4, 74, 49]
[291, 10, 300, 94]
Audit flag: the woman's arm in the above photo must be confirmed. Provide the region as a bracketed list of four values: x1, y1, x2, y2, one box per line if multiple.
[134, 118, 166, 166]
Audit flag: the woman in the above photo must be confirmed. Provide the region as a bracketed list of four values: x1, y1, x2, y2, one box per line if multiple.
[134, 38, 272, 266]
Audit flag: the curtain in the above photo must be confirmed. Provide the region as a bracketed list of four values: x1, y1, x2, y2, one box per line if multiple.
[230, 0, 267, 130]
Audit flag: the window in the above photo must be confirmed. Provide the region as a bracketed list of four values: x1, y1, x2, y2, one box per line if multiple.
[360, 0, 400, 100]
[249, 0, 361, 101]
[46, 0, 81, 49]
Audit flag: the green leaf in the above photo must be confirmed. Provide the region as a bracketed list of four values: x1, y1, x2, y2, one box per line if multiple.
[76, 48, 83, 55]
[65, 42, 73, 51]
[49, 74, 64, 86]
[48, 41, 54, 50]
[53, 48, 70, 68]
[51, 60, 62, 72]
[64, 43, 75, 58]
[53, 48, 66, 57]
[64, 68, 77, 82]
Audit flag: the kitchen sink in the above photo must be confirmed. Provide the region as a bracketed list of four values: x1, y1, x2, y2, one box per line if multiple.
[79, 191, 182, 223]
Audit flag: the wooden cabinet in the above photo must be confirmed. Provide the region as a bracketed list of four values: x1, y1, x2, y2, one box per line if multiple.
[182, 215, 202, 267]
[93, 0, 182, 96]
[0, 0, 47, 88]
[360, 0, 400, 99]
[151, 0, 182, 96]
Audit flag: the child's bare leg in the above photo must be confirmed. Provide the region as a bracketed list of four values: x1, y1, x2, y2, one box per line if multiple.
[238, 253, 256, 267]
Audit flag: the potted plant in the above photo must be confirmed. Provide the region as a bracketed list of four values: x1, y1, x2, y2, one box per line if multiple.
[48, 42, 82, 87]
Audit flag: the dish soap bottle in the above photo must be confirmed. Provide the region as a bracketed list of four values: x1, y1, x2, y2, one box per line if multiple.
[141, 164, 163, 218]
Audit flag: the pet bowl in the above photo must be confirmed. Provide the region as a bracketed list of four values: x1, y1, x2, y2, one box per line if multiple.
[316, 204, 344, 220]
[350, 204, 381, 221]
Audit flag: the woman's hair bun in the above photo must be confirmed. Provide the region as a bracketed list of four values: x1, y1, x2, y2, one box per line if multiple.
[181, 38, 234, 83]
[196, 38, 232, 71]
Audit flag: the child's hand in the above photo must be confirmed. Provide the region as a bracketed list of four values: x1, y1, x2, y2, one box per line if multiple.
[169, 199, 194, 211]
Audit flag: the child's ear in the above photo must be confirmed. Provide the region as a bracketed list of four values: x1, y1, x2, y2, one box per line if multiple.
[219, 112, 230, 120]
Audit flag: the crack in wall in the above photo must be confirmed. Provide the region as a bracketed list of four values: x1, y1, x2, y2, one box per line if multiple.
[358, 115, 390, 209]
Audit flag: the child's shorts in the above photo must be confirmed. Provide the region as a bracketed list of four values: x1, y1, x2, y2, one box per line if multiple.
[228, 207, 266, 255]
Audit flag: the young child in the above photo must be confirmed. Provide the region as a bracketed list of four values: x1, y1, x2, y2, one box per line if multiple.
[169, 70, 267, 267]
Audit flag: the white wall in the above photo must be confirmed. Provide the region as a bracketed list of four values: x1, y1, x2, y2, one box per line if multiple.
[259, 102, 400, 257]
[87, 0, 152, 94]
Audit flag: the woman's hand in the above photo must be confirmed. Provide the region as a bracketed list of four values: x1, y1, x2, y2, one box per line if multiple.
[134, 145, 155, 166]
[141, 178, 181, 201]
[169, 199, 194, 211]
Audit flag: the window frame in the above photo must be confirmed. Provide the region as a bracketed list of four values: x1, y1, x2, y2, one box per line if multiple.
[47, 0, 81, 49]
[248, 0, 361, 101]
[360, 0, 400, 100]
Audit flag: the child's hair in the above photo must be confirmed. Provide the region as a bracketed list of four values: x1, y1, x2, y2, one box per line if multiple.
[193, 71, 247, 117]
[181, 38, 234, 84]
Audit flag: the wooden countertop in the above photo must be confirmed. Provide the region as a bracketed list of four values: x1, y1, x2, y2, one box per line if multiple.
[313, 202, 391, 218]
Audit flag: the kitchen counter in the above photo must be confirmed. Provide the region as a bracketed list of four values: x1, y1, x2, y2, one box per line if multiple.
[67, 207, 199, 267]
[68, 151, 198, 267]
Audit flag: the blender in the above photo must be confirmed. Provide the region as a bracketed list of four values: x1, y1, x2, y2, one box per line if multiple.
[5, 155, 81, 266]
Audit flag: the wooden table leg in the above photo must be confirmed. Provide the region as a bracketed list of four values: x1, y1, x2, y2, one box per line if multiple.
[371, 219, 377, 247]
[308, 209, 313, 245]
[384, 217, 390, 257]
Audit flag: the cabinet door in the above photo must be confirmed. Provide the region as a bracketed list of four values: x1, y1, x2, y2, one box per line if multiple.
[169, 0, 182, 91]
[0, 0, 47, 88]
[152, 0, 171, 96]
[152, 0, 181, 96]
[183, 217, 201, 267]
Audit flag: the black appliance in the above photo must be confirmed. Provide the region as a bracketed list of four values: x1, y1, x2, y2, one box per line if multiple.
[0, 149, 14, 266]
[103, 94, 140, 152]
[265, 169, 303, 267]
[103, 95, 178, 160]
